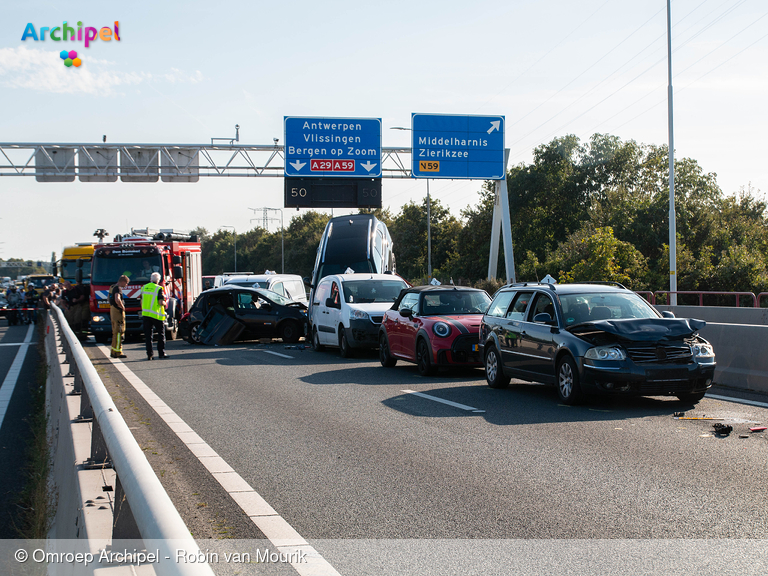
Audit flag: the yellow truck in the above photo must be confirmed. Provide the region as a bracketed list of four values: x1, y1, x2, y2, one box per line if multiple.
[57, 243, 96, 285]
[25, 274, 56, 295]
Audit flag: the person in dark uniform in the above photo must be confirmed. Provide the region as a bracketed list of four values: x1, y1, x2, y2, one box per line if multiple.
[110, 275, 129, 358]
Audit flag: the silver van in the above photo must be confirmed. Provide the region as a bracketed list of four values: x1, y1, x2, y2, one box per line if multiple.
[224, 273, 308, 303]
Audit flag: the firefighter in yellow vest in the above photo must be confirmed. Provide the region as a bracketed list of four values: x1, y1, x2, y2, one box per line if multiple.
[141, 272, 169, 360]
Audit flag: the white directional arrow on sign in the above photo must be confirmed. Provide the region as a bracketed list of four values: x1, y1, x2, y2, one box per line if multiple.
[361, 161, 378, 172]
[289, 161, 306, 171]
[487, 121, 501, 134]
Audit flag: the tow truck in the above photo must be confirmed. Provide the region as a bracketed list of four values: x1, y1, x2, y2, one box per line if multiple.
[88, 229, 203, 344]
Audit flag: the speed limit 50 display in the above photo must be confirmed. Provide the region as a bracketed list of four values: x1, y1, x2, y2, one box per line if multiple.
[284, 177, 382, 209]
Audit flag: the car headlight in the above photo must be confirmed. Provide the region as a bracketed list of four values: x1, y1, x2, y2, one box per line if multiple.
[92, 315, 106, 323]
[351, 309, 369, 321]
[585, 345, 626, 361]
[433, 321, 451, 337]
[691, 343, 714, 358]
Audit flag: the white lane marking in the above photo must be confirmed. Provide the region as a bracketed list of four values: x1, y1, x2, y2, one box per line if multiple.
[96, 345, 340, 576]
[401, 389, 486, 413]
[0, 324, 35, 431]
[707, 393, 768, 410]
[256, 350, 294, 359]
[0, 342, 33, 347]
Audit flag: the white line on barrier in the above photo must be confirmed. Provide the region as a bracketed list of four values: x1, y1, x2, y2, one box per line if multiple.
[707, 393, 768, 410]
[256, 350, 294, 359]
[96, 345, 340, 576]
[401, 389, 486, 413]
[0, 324, 34, 431]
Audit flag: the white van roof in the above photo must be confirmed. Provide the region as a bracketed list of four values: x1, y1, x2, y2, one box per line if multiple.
[321, 273, 405, 284]
[224, 273, 303, 283]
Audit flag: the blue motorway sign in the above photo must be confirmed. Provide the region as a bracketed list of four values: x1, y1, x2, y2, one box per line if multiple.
[284, 117, 382, 178]
[411, 113, 505, 180]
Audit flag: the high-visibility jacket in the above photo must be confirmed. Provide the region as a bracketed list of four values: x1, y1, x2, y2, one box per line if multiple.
[140, 282, 166, 320]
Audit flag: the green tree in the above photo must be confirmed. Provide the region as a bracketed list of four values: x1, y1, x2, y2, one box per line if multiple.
[389, 197, 460, 281]
[545, 226, 648, 289]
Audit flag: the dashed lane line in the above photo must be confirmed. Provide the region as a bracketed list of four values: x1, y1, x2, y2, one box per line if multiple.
[96, 345, 340, 576]
[0, 324, 34, 431]
[256, 350, 295, 359]
[401, 389, 486, 413]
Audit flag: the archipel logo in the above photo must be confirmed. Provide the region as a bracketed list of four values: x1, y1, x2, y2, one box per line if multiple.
[21, 21, 120, 68]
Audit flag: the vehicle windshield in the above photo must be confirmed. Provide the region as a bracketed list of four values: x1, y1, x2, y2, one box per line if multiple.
[342, 280, 408, 303]
[317, 261, 375, 282]
[560, 292, 660, 326]
[92, 254, 163, 285]
[228, 281, 269, 289]
[59, 260, 92, 282]
[254, 288, 294, 306]
[30, 277, 54, 288]
[420, 291, 491, 315]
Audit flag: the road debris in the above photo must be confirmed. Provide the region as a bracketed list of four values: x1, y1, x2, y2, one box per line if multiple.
[712, 423, 733, 436]
[750, 426, 766, 433]
[673, 411, 685, 418]
[739, 434, 750, 438]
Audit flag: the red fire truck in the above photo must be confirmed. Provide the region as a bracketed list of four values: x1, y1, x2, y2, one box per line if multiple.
[88, 229, 203, 343]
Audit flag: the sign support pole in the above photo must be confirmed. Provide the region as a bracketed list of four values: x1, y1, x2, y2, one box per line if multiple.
[488, 149, 514, 283]
[426, 179, 432, 279]
[488, 189, 502, 280]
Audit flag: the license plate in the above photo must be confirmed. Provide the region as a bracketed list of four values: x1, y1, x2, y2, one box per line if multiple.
[98, 302, 110, 309]
[472, 344, 480, 352]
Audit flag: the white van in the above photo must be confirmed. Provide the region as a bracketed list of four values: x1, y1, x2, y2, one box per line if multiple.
[224, 273, 308, 304]
[310, 273, 408, 357]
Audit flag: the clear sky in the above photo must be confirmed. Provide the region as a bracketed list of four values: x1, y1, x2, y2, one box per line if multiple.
[1, 0, 766, 263]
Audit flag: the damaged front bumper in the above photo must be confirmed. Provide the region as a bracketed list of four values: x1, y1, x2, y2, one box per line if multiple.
[580, 357, 716, 396]
[348, 318, 381, 349]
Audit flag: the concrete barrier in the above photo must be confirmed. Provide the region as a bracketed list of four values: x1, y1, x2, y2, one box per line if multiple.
[656, 305, 768, 394]
[44, 309, 216, 576]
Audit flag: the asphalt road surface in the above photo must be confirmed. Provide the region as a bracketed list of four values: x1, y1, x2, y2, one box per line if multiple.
[84, 335, 768, 575]
[0, 322, 38, 538]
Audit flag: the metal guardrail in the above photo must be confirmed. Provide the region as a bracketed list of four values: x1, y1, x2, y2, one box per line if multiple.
[50, 304, 215, 576]
[653, 290, 758, 307]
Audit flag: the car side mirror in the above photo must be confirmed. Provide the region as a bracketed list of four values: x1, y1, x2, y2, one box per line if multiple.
[325, 297, 339, 309]
[173, 266, 183, 280]
[75, 269, 83, 284]
[661, 310, 675, 318]
[261, 303, 272, 311]
[303, 277, 312, 287]
[399, 308, 413, 318]
[534, 312, 555, 325]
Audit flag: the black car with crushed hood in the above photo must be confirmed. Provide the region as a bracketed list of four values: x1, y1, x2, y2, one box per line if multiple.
[479, 282, 716, 404]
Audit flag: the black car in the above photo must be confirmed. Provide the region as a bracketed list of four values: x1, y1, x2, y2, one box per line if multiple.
[479, 282, 716, 404]
[179, 287, 307, 344]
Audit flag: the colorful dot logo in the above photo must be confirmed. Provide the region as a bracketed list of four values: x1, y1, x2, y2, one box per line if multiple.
[60, 49, 82, 67]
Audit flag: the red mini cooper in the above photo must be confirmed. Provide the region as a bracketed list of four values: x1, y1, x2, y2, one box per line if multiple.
[378, 286, 492, 376]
